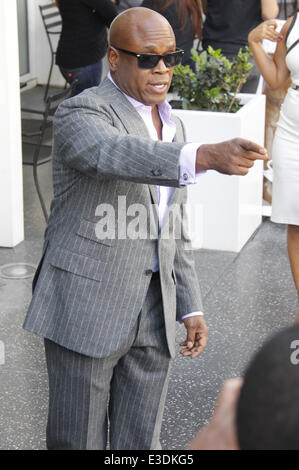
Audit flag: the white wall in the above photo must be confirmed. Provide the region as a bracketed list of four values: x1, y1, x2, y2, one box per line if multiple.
[0, 0, 24, 247]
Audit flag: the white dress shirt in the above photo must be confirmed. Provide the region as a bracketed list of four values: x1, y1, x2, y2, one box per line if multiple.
[108, 74, 204, 320]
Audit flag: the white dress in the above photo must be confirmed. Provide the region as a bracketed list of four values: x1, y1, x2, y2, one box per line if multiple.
[271, 12, 299, 225]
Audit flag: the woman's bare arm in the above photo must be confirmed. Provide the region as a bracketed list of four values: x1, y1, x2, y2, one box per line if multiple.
[261, 0, 279, 20]
[248, 18, 292, 89]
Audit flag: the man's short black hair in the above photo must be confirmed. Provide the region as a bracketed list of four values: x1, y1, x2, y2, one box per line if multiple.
[237, 325, 299, 450]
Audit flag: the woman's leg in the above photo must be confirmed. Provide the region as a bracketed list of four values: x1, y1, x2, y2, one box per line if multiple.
[287, 224, 299, 322]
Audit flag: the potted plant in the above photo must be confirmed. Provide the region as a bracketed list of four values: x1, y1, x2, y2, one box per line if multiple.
[171, 46, 254, 112]
[169, 47, 266, 252]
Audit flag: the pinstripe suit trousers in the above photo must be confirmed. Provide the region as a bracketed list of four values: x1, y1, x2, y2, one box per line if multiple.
[44, 275, 172, 450]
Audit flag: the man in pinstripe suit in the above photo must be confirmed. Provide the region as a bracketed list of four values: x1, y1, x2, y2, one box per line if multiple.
[23, 7, 268, 449]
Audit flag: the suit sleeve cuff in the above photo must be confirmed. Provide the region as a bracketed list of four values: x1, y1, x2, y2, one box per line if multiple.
[179, 311, 204, 323]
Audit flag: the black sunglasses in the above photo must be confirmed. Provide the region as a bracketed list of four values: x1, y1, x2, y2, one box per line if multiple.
[111, 46, 184, 69]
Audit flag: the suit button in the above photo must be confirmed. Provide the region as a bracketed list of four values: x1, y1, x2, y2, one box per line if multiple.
[183, 173, 189, 181]
[151, 169, 162, 176]
[145, 269, 153, 276]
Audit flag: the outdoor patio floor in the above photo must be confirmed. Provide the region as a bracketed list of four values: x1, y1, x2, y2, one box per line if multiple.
[0, 85, 297, 450]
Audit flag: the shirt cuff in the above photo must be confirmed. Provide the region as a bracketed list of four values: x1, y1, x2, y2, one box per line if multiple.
[179, 143, 205, 185]
[179, 311, 204, 323]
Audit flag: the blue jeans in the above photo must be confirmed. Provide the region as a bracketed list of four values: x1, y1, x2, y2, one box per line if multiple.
[59, 60, 103, 96]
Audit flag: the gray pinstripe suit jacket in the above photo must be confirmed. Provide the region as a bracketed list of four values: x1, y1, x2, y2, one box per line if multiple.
[23, 77, 203, 358]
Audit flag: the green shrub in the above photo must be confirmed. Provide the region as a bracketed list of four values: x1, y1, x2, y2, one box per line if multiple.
[172, 46, 253, 113]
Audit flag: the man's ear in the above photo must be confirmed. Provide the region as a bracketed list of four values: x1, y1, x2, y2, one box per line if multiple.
[108, 46, 119, 72]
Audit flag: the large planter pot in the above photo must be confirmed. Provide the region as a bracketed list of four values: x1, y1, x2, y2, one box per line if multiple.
[172, 93, 266, 252]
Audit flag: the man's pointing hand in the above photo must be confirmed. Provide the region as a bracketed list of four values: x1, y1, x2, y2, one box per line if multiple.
[196, 138, 268, 175]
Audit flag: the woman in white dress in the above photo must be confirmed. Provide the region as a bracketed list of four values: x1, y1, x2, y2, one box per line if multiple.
[248, 10, 299, 322]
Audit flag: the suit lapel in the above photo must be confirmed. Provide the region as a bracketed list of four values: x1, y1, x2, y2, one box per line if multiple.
[96, 78, 181, 209]
[98, 79, 160, 205]
[148, 185, 159, 205]
[98, 78, 149, 137]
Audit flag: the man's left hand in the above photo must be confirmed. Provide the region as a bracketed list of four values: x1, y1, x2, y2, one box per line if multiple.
[180, 316, 208, 359]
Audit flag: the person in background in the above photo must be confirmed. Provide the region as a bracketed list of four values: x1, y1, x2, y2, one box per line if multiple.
[117, 0, 143, 13]
[201, 0, 279, 92]
[249, 9, 299, 323]
[55, 0, 118, 96]
[141, 0, 203, 68]
[189, 324, 299, 450]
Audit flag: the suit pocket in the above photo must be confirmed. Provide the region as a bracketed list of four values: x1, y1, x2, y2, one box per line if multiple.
[66, 218, 116, 262]
[48, 246, 106, 282]
[76, 218, 115, 246]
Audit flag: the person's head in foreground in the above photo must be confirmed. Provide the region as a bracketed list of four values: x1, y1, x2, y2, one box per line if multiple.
[237, 324, 299, 450]
[189, 325, 299, 450]
[107, 7, 184, 106]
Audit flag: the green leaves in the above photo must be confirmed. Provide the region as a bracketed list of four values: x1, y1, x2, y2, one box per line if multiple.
[172, 46, 253, 113]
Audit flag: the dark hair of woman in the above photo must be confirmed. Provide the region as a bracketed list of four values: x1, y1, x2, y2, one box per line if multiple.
[153, 0, 203, 37]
